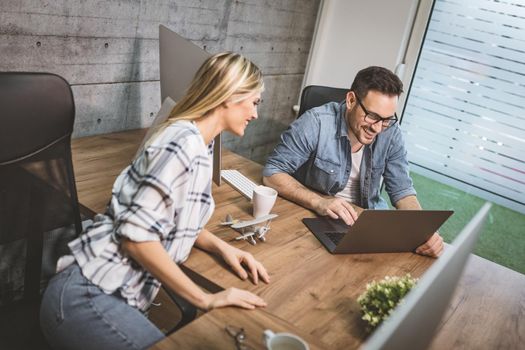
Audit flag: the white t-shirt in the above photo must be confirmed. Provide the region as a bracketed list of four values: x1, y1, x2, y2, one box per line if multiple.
[336, 147, 364, 203]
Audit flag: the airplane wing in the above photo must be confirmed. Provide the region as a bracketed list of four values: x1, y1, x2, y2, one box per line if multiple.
[230, 213, 278, 229]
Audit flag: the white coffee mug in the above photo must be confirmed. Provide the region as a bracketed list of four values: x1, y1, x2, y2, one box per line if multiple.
[252, 185, 278, 218]
[263, 329, 309, 350]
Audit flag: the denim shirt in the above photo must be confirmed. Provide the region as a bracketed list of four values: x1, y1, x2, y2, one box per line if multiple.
[263, 101, 416, 209]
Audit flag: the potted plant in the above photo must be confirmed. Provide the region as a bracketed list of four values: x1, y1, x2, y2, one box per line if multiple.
[357, 274, 418, 330]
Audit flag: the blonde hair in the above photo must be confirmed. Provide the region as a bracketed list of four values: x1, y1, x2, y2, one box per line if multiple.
[146, 52, 264, 146]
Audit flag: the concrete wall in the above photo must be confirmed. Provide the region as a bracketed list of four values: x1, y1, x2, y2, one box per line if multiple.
[0, 0, 321, 164]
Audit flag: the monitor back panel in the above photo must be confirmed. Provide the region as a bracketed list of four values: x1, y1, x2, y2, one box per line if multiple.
[159, 25, 210, 102]
[159, 25, 222, 185]
[362, 203, 491, 350]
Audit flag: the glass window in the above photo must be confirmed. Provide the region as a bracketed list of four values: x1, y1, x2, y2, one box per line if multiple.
[401, 0, 525, 274]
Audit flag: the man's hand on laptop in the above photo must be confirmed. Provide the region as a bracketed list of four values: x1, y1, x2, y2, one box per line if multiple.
[415, 232, 444, 258]
[314, 197, 359, 225]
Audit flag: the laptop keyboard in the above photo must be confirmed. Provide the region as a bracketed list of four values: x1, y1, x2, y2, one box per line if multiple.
[325, 231, 345, 246]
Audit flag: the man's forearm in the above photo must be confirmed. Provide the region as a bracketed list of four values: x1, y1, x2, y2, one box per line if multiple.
[263, 173, 323, 212]
[395, 195, 422, 210]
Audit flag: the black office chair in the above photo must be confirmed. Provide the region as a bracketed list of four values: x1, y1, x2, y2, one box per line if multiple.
[0, 72, 83, 349]
[297, 85, 349, 117]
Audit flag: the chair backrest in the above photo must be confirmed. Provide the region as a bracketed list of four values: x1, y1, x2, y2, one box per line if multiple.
[298, 85, 349, 117]
[0, 72, 82, 305]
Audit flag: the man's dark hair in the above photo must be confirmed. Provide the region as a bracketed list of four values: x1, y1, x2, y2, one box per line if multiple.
[350, 66, 403, 99]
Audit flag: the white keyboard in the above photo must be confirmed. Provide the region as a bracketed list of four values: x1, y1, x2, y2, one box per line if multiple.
[221, 169, 257, 200]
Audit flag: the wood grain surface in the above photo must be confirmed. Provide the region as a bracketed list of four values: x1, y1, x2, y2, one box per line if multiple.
[151, 307, 326, 350]
[71, 129, 525, 350]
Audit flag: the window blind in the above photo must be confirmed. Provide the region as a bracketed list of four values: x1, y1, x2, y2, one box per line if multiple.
[401, 0, 525, 213]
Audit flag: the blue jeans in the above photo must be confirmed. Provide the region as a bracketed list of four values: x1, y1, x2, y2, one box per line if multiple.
[40, 264, 164, 350]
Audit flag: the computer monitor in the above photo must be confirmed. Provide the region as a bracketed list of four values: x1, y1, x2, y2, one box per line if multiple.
[159, 25, 222, 185]
[362, 202, 492, 350]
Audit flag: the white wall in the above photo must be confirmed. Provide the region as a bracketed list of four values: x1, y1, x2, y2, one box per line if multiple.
[304, 0, 421, 90]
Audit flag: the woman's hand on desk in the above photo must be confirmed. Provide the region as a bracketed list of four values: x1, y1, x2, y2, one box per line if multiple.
[221, 245, 270, 285]
[205, 287, 267, 310]
[194, 229, 269, 310]
[203, 238, 269, 311]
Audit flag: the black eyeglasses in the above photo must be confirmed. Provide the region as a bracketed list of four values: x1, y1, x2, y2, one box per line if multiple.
[355, 94, 398, 128]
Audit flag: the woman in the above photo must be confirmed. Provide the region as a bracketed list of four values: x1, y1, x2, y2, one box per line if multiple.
[40, 52, 270, 350]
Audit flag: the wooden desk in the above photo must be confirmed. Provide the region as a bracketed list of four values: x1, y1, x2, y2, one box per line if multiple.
[151, 308, 324, 350]
[72, 128, 147, 213]
[72, 129, 525, 350]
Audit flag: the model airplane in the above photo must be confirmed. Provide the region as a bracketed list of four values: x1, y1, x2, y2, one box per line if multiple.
[221, 213, 278, 245]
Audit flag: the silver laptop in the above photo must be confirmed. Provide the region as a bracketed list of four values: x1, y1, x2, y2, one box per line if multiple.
[362, 202, 492, 350]
[159, 25, 222, 185]
[303, 210, 453, 254]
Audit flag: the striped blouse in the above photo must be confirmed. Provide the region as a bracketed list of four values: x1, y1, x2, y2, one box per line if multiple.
[62, 120, 215, 312]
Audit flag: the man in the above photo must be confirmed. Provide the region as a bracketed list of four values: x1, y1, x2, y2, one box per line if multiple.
[263, 66, 443, 257]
